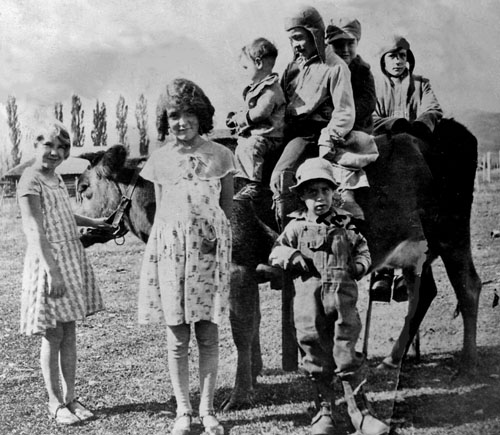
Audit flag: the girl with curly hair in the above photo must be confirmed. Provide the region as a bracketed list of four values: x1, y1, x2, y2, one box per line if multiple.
[138, 78, 235, 435]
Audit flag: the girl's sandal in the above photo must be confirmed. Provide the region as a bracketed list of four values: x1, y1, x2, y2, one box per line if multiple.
[171, 412, 192, 435]
[48, 403, 81, 425]
[66, 398, 95, 421]
[201, 412, 224, 435]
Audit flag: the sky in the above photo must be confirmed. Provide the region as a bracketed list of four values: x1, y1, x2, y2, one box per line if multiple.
[0, 0, 499, 159]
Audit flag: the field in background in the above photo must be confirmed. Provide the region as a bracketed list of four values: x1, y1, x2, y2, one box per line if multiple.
[1, 178, 500, 434]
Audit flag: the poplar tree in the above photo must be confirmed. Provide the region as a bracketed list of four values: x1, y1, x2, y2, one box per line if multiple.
[116, 95, 129, 150]
[135, 94, 150, 156]
[6, 96, 21, 167]
[91, 100, 107, 147]
[71, 94, 85, 147]
[54, 102, 63, 122]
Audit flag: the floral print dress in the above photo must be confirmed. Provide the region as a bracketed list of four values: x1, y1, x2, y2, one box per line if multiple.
[138, 140, 235, 326]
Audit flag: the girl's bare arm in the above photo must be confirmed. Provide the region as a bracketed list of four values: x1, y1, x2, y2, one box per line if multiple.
[74, 214, 115, 230]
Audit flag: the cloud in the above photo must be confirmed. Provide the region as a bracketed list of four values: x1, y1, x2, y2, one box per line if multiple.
[0, 0, 499, 157]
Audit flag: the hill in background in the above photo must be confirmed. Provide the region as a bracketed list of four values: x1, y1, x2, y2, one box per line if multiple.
[455, 109, 500, 155]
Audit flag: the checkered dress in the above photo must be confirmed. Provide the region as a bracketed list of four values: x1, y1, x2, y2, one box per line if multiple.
[18, 168, 104, 335]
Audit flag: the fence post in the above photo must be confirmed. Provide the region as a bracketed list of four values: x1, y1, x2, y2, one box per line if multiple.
[487, 152, 491, 183]
[481, 154, 486, 183]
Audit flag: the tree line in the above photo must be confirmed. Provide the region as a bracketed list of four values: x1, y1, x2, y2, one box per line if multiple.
[3, 93, 152, 171]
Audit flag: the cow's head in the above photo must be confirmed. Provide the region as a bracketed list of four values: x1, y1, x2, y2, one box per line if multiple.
[76, 144, 128, 219]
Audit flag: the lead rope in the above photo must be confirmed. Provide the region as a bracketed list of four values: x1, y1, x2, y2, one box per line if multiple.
[110, 162, 145, 245]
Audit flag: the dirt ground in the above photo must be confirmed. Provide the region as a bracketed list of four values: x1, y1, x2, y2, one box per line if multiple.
[0, 174, 499, 435]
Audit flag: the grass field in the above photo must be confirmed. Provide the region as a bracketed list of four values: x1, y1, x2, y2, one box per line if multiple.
[1, 176, 500, 435]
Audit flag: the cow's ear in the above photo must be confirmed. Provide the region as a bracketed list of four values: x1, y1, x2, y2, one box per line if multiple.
[77, 151, 104, 167]
[100, 144, 128, 177]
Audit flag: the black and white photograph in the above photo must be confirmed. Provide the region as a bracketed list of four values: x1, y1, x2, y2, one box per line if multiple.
[1, 1, 499, 434]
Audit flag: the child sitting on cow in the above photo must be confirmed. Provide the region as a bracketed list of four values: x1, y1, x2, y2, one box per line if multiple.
[373, 35, 443, 141]
[18, 121, 113, 425]
[326, 18, 376, 134]
[226, 37, 286, 202]
[269, 157, 390, 435]
[270, 5, 378, 226]
[139, 78, 235, 435]
[371, 35, 443, 296]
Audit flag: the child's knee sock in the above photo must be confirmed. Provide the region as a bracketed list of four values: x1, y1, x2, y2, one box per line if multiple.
[196, 321, 219, 415]
[167, 324, 192, 415]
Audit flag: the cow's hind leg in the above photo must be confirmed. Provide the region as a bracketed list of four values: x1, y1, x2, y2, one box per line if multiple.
[440, 248, 481, 373]
[379, 262, 438, 368]
[222, 265, 259, 411]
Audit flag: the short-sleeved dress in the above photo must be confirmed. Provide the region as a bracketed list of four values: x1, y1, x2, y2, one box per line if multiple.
[18, 168, 104, 335]
[138, 140, 235, 326]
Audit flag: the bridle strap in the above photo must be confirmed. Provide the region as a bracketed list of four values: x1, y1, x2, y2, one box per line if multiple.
[111, 162, 144, 229]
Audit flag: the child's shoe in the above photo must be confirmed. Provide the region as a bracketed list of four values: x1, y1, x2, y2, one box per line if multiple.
[341, 380, 390, 435]
[370, 269, 394, 303]
[48, 403, 81, 425]
[311, 402, 336, 435]
[171, 412, 192, 435]
[66, 398, 95, 421]
[392, 275, 408, 302]
[201, 411, 224, 435]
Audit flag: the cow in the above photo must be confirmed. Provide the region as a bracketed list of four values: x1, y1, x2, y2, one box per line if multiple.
[76, 143, 276, 411]
[75, 118, 481, 410]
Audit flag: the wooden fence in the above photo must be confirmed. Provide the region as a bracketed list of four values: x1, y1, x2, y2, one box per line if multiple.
[477, 151, 500, 184]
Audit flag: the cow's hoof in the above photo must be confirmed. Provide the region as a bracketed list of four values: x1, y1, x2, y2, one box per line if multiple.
[375, 357, 401, 371]
[460, 353, 479, 374]
[452, 358, 478, 380]
[220, 392, 254, 412]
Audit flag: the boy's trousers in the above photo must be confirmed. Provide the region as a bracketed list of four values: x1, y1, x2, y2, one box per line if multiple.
[293, 272, 365, 384]
[235, 135, 282, 182]
[270, 120, 326, 195]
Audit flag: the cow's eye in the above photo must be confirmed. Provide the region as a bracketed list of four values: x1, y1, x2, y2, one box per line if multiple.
[77, 181, 88, 194]
[76, 181, 93, 201]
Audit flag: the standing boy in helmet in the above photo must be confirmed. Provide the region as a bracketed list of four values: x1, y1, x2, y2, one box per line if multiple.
[373, 35, 443, 141]
[269, 157, 390, 435]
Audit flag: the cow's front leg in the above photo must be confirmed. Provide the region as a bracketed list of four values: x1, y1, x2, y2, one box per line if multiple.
[222, 265, 260, 411]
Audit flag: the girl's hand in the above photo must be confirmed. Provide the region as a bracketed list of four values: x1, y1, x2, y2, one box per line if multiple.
[74, 214, 116, 233]
[90, 217, 116, 234]
[48, 268, 66, 298]
[92, 217, 114, 229]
